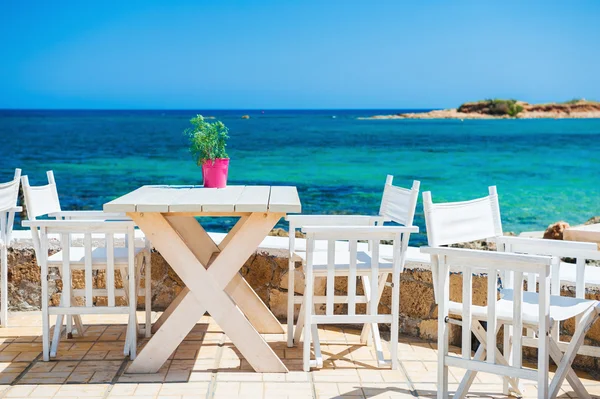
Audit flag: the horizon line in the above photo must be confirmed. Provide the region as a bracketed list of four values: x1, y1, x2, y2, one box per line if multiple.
[0, 107, 439, 111]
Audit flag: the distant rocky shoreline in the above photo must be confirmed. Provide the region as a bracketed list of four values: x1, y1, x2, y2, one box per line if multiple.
[362, 99, 600, 120]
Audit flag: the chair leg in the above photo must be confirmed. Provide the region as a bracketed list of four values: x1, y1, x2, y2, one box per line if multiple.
[41, 298, 50, 362]
[360, 273, 388, 343]
[548, 338, 590, 399]
[51, 293, 66, 358]
[390, 271, 400, 370]
[128, 310, 138, 360]
[66, 315, 72, 338]
[1, 247, 8, 328]
[51, 314, 64, 358]
[119, 266, 132, 356]
[454, 344, 485, 399]
[437, 323, 448, 399]
[128, 255, 138, 360]
[303, 265, 314, 372]
[302, 314, 311, 371]
[144, 253, 151, 338]
[470, 321, 522, 395]
[66, 312, 84, 338]
[135, 259, 144, 338]
[502, 324, 513, 396]
[124, 329, 130, 356]
[370, 323, 385, 367]
[437, 262, 449, 399]
[294, 300, 305, 344]
[456, 322, 516, 399]
[287, 260, 295, 348]
[549, 306, 599, 399]
[311, 323, 323, 368]
[360, 276, 372, 344]
[361, 275, 386, 347]
[73, 315, 84, 337]
[40, 253, 50, 362]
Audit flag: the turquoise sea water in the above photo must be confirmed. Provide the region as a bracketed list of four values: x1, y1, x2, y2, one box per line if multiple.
[1, 109, 599, 245]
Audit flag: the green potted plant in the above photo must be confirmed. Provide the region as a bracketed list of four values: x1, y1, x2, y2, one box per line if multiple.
[186, 115, 230, 188]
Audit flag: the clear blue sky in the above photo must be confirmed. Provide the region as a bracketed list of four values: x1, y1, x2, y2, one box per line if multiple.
[1, 1, 599, 109]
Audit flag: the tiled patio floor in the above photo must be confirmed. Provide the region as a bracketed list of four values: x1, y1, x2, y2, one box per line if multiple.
[0, 312, 597, 398]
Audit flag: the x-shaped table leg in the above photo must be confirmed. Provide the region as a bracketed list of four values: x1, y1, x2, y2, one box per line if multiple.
[127, 212, 288, 373]
[151, 216, 284, 335]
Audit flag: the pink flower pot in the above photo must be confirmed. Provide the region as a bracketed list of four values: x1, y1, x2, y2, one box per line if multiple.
[202, 158, 229, 188]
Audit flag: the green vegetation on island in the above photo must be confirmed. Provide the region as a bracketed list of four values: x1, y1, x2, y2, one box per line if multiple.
[458, 99, 525, 117]
[365, 98, 600, 120]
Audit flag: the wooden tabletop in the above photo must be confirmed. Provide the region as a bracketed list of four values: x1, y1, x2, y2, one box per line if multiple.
[103, 185, 301, 214]
[563, 223, 600, 244]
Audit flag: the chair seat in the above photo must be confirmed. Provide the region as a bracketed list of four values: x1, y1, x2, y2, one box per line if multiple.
[558, 261, 600, 287]
[291, 241, 430, 264]
[448, 289, 598, 325]
[48, 246, 147, 268]
[297, 250, 393, 276]
[380, 245, 430, 264]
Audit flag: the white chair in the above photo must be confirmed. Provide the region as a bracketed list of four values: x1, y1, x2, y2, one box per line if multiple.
[24, 171, 152, 338]
[421, 186, 600, 399]
[0, 169, 22, 327]
[287, 176, 420, 348]
[21, 173, 151, 361]
[495, 235, 600, 362]
[301, 224, 417, 371]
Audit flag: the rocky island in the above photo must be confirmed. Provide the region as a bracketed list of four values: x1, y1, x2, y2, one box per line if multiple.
[364, 99, 600, 120]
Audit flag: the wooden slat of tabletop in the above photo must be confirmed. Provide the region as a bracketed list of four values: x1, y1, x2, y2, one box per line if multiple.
[169, 186, 246, 212]
[136, 187, 193, 212]
[106, 185, 301, 214]
[268, 186, 301, 213]
[104, 186, 192, 213]
[235, 186, 271, 212]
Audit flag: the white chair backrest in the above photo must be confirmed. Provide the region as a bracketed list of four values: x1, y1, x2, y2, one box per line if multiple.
[430, 245, 554, 381]
[287, 176, 419, 257]
[423, 186, 503, 247]
[304, 227, 408, 318]
[378, 175, 420, 226]
[0, 169, 21, 212]
[0, 169, 21, 245]
[35, 220, 136, 308]
[21, 171, 61, 220]
[497, 236, 600, 300]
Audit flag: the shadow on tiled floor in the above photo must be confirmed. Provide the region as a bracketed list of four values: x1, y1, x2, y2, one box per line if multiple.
[0, 312, 597, 398]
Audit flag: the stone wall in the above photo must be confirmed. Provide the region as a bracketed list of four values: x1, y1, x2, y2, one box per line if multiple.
[6, 240, 600, 370]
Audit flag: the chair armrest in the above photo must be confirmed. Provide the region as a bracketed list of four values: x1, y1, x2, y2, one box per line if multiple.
[286, 214, 385, 227]
[22, 219, 135, 234]
[0, 207, 22, 214]
[495, 236, 600, 259]
[301, 225, 418, 240]
[48, 211, 129, 220]
[420, 246, 555, 272]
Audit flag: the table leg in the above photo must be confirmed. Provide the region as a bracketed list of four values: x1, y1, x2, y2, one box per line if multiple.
[128, 212, 287, 373]
[226, 274, 283, 334]
[152, 287, 190, 334]
[166, 214, 283, 334]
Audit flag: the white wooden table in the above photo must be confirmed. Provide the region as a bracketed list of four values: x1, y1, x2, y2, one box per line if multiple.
[104, 185, 301, 373]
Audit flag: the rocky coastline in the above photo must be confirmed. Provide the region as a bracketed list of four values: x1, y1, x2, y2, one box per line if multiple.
[363, 99, 600, 120]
